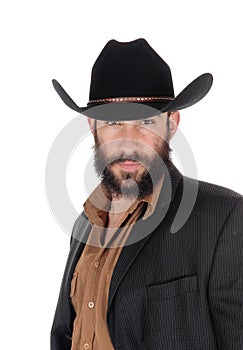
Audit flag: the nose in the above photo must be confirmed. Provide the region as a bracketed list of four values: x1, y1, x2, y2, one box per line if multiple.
[114, 128, 143, 153]
[118, 123, 141, 139]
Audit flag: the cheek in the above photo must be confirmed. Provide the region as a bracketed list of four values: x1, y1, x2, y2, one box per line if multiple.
[139, 134, 166, 151]
[141, 135, 156, 149]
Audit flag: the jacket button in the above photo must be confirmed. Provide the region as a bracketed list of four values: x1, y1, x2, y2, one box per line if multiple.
[84, 343, 89, 349]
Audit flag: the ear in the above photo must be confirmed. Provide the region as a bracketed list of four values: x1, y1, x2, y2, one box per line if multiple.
[87, 117, 96, 136]
[168, 110, 180, 139]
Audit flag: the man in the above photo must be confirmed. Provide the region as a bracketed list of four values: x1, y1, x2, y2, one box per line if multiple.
[50, 39, 243, 349]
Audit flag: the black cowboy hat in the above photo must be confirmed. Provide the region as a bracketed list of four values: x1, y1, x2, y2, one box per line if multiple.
[52, 38, 213, 121]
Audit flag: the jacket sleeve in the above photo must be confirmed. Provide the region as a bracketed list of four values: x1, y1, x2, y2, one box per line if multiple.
[208, 197, 243, 349]
[50, 294, 72, 350]
[50, 215, 83, 350]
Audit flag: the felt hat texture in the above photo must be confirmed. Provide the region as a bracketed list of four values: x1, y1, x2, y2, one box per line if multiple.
[52, 38, 213, 121]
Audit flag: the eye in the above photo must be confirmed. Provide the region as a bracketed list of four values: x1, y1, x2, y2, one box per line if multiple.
[140, 119, 155, 125]
[106, 121, 121, 125]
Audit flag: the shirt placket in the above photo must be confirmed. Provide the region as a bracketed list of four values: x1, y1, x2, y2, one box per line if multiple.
[80, 246, 108, 350]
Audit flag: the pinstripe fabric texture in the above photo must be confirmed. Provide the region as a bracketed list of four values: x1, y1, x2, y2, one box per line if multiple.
[51, 162, 243, 350]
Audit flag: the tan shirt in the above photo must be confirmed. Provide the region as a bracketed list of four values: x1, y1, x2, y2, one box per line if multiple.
[70, 175, 164, 350]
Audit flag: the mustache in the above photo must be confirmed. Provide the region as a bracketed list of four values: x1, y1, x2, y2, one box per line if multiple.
[102, 150, 152, 168]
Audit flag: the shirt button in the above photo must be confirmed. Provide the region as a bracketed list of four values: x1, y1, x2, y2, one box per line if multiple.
[94, 261, 100, 268]
[84, 343, 89, 349]
[88, 301, 95, 308]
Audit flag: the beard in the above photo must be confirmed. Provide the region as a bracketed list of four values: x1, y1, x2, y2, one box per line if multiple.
[93, 129, 172, 200]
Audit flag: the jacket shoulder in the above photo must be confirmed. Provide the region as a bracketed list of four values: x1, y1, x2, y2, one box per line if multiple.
[182, 176, 243, 218]
[196, 178, 242, 203]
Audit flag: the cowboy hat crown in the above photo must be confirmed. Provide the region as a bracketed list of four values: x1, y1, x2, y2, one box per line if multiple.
[52, 38, 213, 121]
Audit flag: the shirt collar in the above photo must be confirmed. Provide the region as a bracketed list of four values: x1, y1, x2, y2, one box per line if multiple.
[83, 174, 165, 226]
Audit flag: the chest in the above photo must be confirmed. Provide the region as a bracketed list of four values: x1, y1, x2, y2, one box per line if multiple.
[106, 214, 124, 228]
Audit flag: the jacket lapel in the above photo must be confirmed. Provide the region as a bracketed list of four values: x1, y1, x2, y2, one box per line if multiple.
[61, 213, 92, 333]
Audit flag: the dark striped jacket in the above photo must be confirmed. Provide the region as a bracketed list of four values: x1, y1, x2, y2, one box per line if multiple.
[51, 162, 243, 349]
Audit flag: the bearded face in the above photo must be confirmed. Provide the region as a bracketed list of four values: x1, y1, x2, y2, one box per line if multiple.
[92, 118, 172, 200]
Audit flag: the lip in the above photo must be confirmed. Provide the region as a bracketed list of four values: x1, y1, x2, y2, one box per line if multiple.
[117, 161, 141, 171]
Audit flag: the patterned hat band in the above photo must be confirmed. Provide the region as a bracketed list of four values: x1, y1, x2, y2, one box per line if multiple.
[87, 96, 174, 105]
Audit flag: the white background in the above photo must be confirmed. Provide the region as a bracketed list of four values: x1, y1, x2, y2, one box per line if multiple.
[1, 1, 242, 349]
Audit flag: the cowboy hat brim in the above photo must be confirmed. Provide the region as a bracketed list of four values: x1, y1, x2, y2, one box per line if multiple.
[52, 73, 213, 121]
